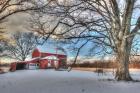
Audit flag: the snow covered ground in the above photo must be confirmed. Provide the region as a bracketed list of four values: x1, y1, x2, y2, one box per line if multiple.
[0, 69, 140, 93]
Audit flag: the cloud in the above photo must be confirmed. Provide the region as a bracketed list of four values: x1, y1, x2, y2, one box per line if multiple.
[5, 13, 31, 34]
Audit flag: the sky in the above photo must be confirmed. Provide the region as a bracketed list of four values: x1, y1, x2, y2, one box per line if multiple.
[3, 13, 99, 59]
[2, 0, 140, 60]
[2, 13, 30, 37]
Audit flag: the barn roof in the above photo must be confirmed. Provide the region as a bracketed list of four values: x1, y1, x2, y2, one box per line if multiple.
[41, 56, 59, 60]
[26, 57, 40, 61]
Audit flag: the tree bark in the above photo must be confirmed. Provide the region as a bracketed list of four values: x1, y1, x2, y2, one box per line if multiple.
[115, 56, 132, 81]
[115, 38, 133, 81]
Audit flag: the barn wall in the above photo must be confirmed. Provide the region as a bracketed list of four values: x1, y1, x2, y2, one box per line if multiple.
[10, 63, 17, 72]
[39, 59, 48, 69]
[32, 48, 41, 58]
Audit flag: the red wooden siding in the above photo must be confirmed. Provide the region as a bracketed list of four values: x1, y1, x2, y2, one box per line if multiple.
[10, 62, 17, 72]
[32, 48, 41, 58]
[39, 59, 48, 69]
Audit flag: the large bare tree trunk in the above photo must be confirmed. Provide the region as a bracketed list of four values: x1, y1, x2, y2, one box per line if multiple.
[115, 38, 133, 81]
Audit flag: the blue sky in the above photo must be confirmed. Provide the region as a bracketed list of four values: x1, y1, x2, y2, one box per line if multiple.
[36, 38, 110, 59]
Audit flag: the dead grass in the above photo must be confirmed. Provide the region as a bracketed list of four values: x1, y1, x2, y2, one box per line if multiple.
[72, 67, 116, 72]
[0, 66, 10, 73]
[72, 67, 140, 73]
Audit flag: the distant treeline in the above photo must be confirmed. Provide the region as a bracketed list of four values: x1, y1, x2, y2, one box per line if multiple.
[69, 61, 117, 68]
[68, 60, 140, 69]
[0, 63, 10, 67]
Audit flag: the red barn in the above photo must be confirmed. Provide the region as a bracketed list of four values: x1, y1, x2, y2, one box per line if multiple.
[10, 48, 67, 71]
[32, 48, 67, 69]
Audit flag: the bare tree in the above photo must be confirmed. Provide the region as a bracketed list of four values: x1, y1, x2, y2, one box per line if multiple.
[28, 11, 62, 44]
[0, 40, 8, 57]
[6, 32, 36, 61]
[29, 0, 140, 81]
[0, 0, 53, 41]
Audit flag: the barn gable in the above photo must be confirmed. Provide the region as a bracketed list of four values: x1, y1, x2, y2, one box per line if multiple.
[32, 48, 41, 58]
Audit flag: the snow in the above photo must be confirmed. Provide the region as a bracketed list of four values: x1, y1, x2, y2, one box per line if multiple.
[0, 70, 140, 93]
[41, 56, 59, 60]
[26, 57, 40, 61]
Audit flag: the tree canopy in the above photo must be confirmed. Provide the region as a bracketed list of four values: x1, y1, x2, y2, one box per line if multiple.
[29, 0, 140, 81]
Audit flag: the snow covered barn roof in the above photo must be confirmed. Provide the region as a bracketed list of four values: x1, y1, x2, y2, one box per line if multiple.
[41, 56, 59, 60]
